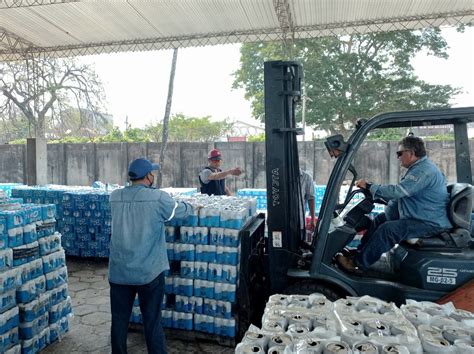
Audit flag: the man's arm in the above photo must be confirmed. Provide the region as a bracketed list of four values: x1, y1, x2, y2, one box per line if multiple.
[208, 167, 242, 181]
[357, 168, 431, 201]
[308, 198, 315, 230]
[157, 191, 194, 221]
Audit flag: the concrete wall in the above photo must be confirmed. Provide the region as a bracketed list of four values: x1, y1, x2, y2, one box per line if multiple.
[0, 140, 471, 188]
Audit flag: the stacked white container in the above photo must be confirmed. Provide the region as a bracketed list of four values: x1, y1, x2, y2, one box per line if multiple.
[236, 294, 474, 353]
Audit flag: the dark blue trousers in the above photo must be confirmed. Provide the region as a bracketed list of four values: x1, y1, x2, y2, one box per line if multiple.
[110, 272, 166, 354]
[355, 213, 443, 270]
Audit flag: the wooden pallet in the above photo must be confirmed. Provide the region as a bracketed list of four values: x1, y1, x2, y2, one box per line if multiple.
[128, 323, 235, 347]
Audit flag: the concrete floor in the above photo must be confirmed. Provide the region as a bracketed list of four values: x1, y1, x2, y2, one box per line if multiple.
[42, 258, 234, 354]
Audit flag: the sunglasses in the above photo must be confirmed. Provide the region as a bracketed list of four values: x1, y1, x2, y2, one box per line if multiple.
[396, 150, 410, 158]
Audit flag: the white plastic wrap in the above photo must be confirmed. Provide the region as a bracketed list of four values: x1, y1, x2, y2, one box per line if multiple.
[453, 339, 474, 353]
[241, 325, 269, 351]
[352, 341, 379, 354]
[263, 322, 286, 335]
[288, 314, 312, 330]
[294, 338, 324, 353]
[380, 344, 409, 353]
[323, 340, 351, 353]
[267, 345, 288, 354]
[234, 343, 264, 353]
[334, 296, 422, 354]
[268, 333, 293, 348]
[236, 294, 474, 354]
[287, 323, 311, 340]
[420, 337, 453, 353]
[269, 294, 290, 307]
[442, 326, 472, 343]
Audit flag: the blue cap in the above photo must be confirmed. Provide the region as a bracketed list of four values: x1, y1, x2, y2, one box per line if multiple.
[128, 158, 160, 180]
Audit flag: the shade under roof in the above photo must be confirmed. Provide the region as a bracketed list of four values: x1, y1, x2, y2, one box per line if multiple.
[0, 0, 473, 61]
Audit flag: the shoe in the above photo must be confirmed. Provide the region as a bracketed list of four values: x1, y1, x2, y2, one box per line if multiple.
[341, 248, 358, 258]
[335, 254, 363, 275]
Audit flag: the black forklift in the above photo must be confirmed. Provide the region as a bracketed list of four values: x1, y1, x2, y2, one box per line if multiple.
[236, 60, 474, 337]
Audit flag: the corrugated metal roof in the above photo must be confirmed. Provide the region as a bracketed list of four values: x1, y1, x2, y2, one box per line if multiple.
[0, 0, 473, 61]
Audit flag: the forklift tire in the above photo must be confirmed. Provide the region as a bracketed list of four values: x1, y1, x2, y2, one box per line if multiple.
[283, 280, 346, 301]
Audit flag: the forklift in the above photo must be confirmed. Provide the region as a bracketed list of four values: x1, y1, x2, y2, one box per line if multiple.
[236, 60, 474, 337]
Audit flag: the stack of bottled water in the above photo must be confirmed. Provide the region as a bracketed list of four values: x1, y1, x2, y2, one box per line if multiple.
[12, 185, 199, 258]
[238, 185, 327, 214]
[60, 190, 112, 257]
[129, 194, 258, 339]
[12, 185, 113, 258]
[237, 188, 267, 211]
[0, 184, 23, 198]
[0, 193, 72, 353]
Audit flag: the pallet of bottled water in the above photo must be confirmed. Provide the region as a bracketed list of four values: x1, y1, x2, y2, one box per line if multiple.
[238, 185, 327, 214]
[0, 184, 23, 198]
[0, 193, 72, 353]
[236, 293, 474, 353]
[12, 185, 113, 258]
[129, 194, 258, 341]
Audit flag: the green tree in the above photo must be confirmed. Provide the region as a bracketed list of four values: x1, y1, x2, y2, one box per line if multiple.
[233, 29, 461, 136]
[146, 113, 233, 142]
[247, 133, 265, 142]
[0, 57, 106, 138]
[0, 106, 29, 143]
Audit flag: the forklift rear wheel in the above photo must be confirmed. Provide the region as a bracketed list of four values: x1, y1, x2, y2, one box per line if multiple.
[283, 280, 346, 301]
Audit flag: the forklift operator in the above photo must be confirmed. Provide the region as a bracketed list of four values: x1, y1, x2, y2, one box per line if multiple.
[336, 135, 452, 274]
[199, 149, 242, 196]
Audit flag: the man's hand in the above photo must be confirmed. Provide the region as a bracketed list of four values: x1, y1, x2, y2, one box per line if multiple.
[306, 218, 316, 231]
[356, 179, 368, 189]
[230, 167, 242, 176]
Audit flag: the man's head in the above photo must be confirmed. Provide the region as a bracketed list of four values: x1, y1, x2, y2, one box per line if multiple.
[397, 136, 426, 168]
[208, 149, 222, 168]
[128, 158, 160, 186]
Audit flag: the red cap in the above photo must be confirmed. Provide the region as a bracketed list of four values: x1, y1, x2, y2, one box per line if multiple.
[208, 149, 222, 160]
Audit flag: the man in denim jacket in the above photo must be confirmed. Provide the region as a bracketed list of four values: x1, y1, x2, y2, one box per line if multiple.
[337, 136, 451, 274]
[108, 158, 193, 353]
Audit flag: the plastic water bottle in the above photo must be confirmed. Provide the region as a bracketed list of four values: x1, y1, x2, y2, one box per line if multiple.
[195, 261, 208, 280]
[192, 296, 203, 314]
[181, 278, 193, 296]
[193, 279, 202, 297]
[214, 282, 223, 300]
[214, 317, 223, 335]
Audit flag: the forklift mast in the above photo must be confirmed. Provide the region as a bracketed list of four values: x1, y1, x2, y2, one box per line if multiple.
[264, 61, 304, 293]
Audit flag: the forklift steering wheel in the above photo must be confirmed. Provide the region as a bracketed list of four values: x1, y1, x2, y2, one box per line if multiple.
[354, 188, 388, 206]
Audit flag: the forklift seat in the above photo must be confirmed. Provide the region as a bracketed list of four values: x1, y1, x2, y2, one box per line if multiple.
[403, 183, 473, 249]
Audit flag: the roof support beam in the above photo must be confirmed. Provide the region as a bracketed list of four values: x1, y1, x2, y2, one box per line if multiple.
[272, 0, 295, 58]
[0, 27, 36, 55]
[0, 0, 79, 9]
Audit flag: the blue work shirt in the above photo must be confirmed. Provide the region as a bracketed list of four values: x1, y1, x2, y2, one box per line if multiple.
[108, 185, 193, 285]
[369, 156, 452, 229]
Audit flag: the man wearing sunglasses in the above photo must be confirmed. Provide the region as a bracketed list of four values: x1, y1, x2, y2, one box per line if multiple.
[336, 136, 451, 274]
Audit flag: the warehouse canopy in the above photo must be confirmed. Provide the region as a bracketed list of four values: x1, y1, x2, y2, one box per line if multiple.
[0, 0, 473, 61]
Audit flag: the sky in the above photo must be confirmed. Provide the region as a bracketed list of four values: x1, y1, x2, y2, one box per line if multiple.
[82, 26, 474, 131]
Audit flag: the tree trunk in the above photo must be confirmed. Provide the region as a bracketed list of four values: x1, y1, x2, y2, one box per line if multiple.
[157, 48, 178, 188]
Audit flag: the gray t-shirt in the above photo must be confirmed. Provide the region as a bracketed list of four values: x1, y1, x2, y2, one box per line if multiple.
[199, 167, 220, 184]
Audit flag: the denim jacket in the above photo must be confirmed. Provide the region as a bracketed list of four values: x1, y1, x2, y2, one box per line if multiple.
[369, 156, 452, 229]
[108, 185, 193, 285]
